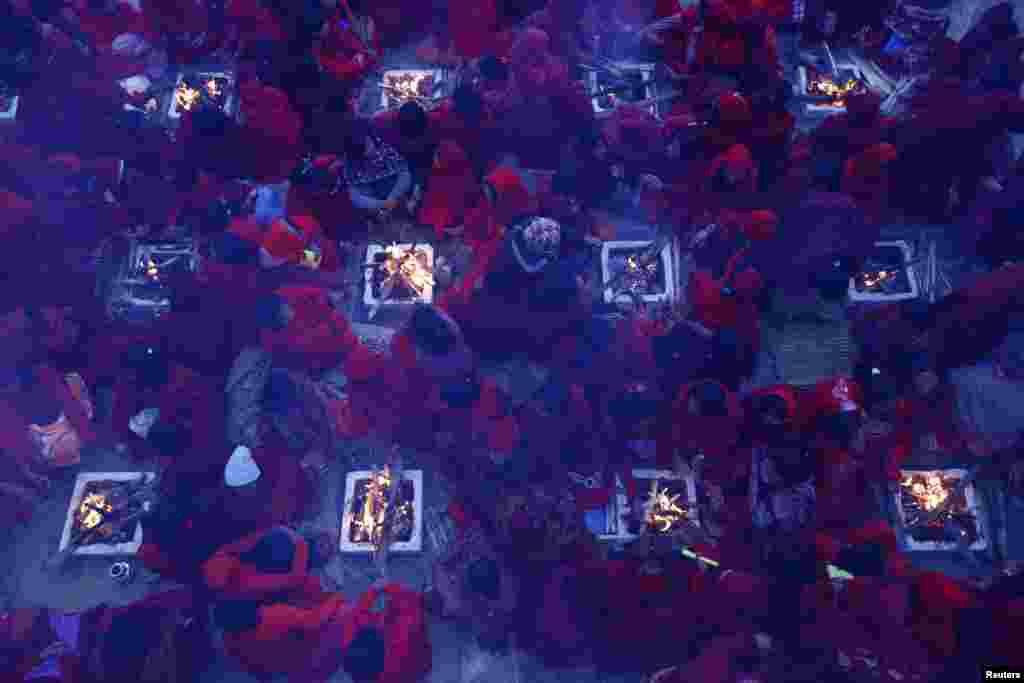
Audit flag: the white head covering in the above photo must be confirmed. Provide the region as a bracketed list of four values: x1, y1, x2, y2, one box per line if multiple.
[225, 446, 262, 487]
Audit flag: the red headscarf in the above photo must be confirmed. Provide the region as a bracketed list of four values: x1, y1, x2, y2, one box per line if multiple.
[418, 140, 479, 237]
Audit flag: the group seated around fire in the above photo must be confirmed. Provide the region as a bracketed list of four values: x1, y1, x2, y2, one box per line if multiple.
[5, 0, 1024, 680]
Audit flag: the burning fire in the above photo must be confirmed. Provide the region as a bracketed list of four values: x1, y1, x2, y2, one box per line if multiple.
[205, 78, 221, 98]
[643, 479, 687, 533]
[808, 76, 861, 106]
[384, 72, 434, 105]
[79, 492, 112, 530]
[142, 257, 159, 279]
[901, 474, 949, 512]
[861, 269, 892, 289]
[383, 244, 434, 297]
[174, 83, 201, 112]
[627, 254, 658, 276]
[350, 467, 413, 546]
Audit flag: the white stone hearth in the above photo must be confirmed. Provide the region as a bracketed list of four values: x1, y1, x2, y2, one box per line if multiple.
[363, 243, 434, 307]
[894, 468, 989, 552]
[848, 240, 920, 303]
[593, 469, 699, 543]
[340, 469, 423, 554]
[167, 71, 235, 120]
[601, 240, 675, 305]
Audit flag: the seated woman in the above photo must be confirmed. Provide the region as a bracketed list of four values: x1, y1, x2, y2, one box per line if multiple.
[340, 119, 413, 227]
[217, 591, 347, 679]
[658, 379, 744, 468]
[203, 525, 334, 600]
[78, 589, 212, 683]
[5, 362, 94, 474]
[417, 140, 480, 240]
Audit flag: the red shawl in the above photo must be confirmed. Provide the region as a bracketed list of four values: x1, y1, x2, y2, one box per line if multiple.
[418, 140, 479, 238]
[658, 381, 743, 467]
[236, 81, 304, 184]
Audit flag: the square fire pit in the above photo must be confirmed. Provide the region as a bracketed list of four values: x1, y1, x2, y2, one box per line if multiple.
[592, 469, 699, 543]
[601, 240, 675, 304]
[587, 63, 656, 116]
[106, 239, 201, 322]
[58, 472, 155, 556]
[796, 65, 868, 115]
[168, 71, 235, 120]
[340, 469, 423, 553]
[380, 70, 443, 111]
[894, 469, 989, 552]
[849, 240, 919, 303]
[364, 244, 435, 307]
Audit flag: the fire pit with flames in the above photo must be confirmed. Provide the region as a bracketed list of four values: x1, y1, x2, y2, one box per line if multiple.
[168, 72, 234, 120]
[341, 468, 423, 553]
[849, 240, 919, 303]
[797, 65, 868, 114]
[58, 472, 155, 556]
[380, 70, 443, 111]
[587, 63, 657, 115]
[601, 241, 675, 305]
[106, 240, 200, 323]
[364, 243, 435, 307]
[894, 469, 988, 551]
[592, 469, 698, 542]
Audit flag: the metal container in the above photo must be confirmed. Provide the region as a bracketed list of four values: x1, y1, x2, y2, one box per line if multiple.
[109, 560, 135, 584]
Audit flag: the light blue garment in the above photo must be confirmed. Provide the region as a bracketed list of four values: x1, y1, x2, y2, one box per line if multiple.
[252, 183, 289, 225]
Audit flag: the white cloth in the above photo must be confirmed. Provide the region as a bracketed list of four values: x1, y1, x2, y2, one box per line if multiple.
[225, 445, 262, 487]
[128, 407, 160, 438]
[111, 33, 151, 57]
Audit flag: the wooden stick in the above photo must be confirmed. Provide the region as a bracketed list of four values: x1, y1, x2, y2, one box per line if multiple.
[47, 508, 148, 572]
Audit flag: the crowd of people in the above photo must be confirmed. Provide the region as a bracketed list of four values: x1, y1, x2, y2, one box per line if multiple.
[3, 0, 1024, 680]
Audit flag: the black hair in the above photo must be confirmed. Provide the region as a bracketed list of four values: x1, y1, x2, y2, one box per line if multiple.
[253, 293, 288, 330]
[342, 118, 372, 162]
[452, 84, 484, 123]
[710, 163, 743, 194]
[214, 600, 263, 633]
[439, 373, 482, 408]
[609, 389, 661, 422]
[263, 369, 298, 415]
[751, 394, 789, 425]
[239, 528, 296, 573]
[478, 55, 509, 83]
[409, 304, 457, 356]
[397, 101, 429, 139]
[343, 626, 387, 682]
[147, 421, 189, 458]
[691, 380, 728, 416]
[812, 254, 856, 301]
[211, 231, 259, 265]
[551, 172, 580, 198]
[121, 344, 171, 390]
[812, 410, 860, 448]
[466, 557, 502, 600]
[834, 542, 886, 577]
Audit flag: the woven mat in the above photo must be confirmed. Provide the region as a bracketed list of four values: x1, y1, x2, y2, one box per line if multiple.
[765, 320, 858, 386]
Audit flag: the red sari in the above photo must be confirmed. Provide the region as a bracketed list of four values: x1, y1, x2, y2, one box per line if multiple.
[236, 80, 304, 184]
[418, 140, 480, 239]
[313, 10, 378, 85]
[202, 527, 321, 600]
[260, 286, 362, 375]
[658, 381, 744, 467]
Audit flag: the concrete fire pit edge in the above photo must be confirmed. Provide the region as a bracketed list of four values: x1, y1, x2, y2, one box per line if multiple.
[893, 468, 989, 552]
[601, 240, 675, 305]
[340, 469, 424, 553]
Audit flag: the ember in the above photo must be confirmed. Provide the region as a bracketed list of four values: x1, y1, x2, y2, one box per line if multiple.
[72, 482, 133, 544]
[382, 71, 436, 110]
[898, 472, 979, 545]
[347, 468, 415, 546]
[631, 478, 689, 534]
[612, 250, 665, 295]
[371, 244, 434, 302]
[805, 67, 864, 107]
[173, 74, 231, 115]
[854, 244, 913, 295]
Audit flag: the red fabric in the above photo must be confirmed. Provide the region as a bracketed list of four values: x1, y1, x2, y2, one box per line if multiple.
[842, 143, 898, 224]
[814, 108, 897, 160]
[202, 528, 317, 600]
[800, 376, 864, 425]
[223, 593, 347, 677]
[672, 632, 750, 683]
[426, 99, 498, 169]
[418, 140, 479, 237]
[108, 363, 218, 450]
[0, 190, 35, 239]
[463, 166, 534, 250]
[658, 381, 743, 467]
[339, 584, 432, 683]
[260, 286, 361, 375]
[76, 3, 145, 50]
[236, 81, 304, 184]
[285, 156, 359, 239]
[448, 0, 500, 59]
[226, 0, 285, 46]
[688, 248, 763, 352]
[705, 143, 758, 192]
[313, 10, 378, 83]
[603, 104, 665, 165]
[910, 571, 977, 658]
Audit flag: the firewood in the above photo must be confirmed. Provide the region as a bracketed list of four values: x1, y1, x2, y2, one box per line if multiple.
[47, 507, 148, 572]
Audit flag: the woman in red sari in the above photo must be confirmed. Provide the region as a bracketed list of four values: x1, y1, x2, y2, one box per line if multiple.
[417, 140, 480, 240]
